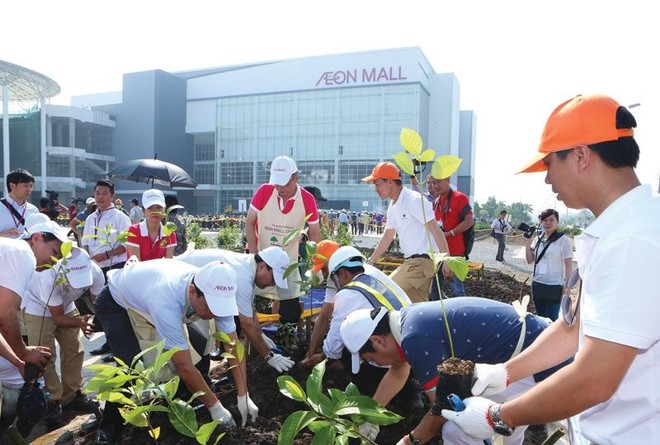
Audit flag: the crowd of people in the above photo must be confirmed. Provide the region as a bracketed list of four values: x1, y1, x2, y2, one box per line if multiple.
[0, 93, 657, 445]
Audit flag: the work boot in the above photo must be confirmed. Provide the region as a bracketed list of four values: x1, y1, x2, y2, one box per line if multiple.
[90, 342, 110, 355]
[44, 401, 66, 430]
[64, 391, 100, 415]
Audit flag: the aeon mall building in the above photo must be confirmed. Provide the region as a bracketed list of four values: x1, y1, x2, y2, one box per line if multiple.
[75, 47, 476, 213]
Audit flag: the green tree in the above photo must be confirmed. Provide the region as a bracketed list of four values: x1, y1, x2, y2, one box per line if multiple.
[508, 201, 534, 225]
[480, 196, 507, 221]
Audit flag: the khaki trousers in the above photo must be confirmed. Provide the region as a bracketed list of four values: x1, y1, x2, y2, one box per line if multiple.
[24, 310, 84, 405]
[389, 257, 435, 303]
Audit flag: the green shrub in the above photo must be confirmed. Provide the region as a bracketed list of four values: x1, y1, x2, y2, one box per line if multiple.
[216, 224, 241, 250]
[186, 222, 215, 249]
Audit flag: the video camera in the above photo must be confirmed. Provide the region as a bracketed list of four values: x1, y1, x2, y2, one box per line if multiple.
[45, 190, 60, 211]
[517, 222, 538, 239]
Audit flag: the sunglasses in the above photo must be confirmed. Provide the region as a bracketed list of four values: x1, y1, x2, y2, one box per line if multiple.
[560, 268, 582, 326]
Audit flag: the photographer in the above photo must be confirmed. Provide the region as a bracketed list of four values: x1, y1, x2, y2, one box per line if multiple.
[39, 191, 68, 221]
[522, 208, 573, 320]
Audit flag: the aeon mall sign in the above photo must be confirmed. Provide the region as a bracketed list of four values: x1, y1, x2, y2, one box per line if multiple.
[315, 66, 407, 86]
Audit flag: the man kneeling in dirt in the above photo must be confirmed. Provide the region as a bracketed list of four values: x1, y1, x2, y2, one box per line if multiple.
[341, 299, 572, 445]
[93, 259, 258, 445]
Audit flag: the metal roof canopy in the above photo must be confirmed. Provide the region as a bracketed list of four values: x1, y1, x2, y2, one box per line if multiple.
[2, 59, 61, 190]
[0, 59, 60, 100]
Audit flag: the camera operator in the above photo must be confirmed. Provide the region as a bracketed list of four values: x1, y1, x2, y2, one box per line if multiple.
[39, 191, 68, 221]
[522, 208, 573, 320]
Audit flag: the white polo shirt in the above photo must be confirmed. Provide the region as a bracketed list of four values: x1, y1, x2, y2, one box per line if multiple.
[176, 249, 257, 318]
[385, 187, 438, 258]
[108, 259, 235, 351]
[575, 185, 660, 443]
[0, 238, 36, 297]
[23, 262, 105, 316]
[0, 196, 39, 238]
[82, 206, 131, 267]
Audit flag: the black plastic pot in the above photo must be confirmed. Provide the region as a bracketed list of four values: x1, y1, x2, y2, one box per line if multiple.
[430, 359, 474, 415]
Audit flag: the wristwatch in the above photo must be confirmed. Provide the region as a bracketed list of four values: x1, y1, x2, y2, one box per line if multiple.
[488, 404, 514, 436]
[408, 432, 422, 445]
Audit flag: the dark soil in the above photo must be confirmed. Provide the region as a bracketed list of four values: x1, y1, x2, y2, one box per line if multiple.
[49, 269, 550, 445]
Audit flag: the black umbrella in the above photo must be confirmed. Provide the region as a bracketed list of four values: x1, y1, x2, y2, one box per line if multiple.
[105, 158, 197, 188]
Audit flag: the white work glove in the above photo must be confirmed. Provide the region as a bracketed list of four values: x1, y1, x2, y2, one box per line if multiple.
[237, 393, 259, 426]
[358, 422, 380, 441]
[441, 396, 496, 440]
[265, 350, 295, 372]
[261, 333, 276, 350]
[471, 363, 509, 397]
[209, 402, 236, 427]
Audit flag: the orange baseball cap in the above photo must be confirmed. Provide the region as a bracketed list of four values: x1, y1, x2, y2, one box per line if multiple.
[361, 162, 401, 182]
[519, 94, 635, 173]
[312, 240, 341, 273]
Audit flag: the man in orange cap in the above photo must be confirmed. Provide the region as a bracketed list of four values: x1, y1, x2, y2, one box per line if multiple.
[442, 94, 660, 444]
[361, 161, 450, 303]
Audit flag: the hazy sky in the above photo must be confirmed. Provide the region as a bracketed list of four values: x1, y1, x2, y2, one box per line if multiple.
[4, 0, 658, 214]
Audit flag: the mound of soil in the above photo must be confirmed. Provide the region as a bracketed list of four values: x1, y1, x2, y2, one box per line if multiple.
[46, 269, 551, 445]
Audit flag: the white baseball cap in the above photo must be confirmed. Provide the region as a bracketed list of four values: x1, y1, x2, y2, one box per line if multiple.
[27, 220, 70, 243]
[57, 246, 93, 288]
[85, 197, 96, 205]
[258, 246, 289, 289]
[269, 156, 298, 186]
[194, 261, 239, 317]
[23, 213, 50, 238]
[340, 307, 388, 374]
[142, 189, 166, 209]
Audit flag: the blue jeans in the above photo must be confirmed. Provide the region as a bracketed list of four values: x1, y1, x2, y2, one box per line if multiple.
[533, 299, 560, 321]
[429, 269, 466, 300]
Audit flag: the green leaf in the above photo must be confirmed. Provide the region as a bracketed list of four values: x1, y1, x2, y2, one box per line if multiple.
[277, 410, 318, 445]
[213, 331, 234, 345]
[148, 426, 161, 440]
[333, 396, 403, 425]
[282, 226, 301, 248]
[443, 255, 469, 281]
[343, 382, 361, 397]
[60, 241, 73, 258]
[400, 128, 423, 155]
[327, 388, 348, 405]
[167, 398, 198, 438]
[195, 421, 219, 445]
[164, 221, 178, 236]
[418, 148, 436, 162]
[310, 424, 336, 445]
[283, 262, 299, 280]
[307, 420, 332, 433]
[305, 241, 317, 259]
[306, 360, 325, 410]
[157, 378, 180, 399]
[431, 155, 462, 179]
[277, 376, 307, 402]
[119, 406, 149, 427]
[335, 433, 349, 445]
[393, 152, 414, 176]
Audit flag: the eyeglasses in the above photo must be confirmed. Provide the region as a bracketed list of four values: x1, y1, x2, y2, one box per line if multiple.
[560, 269, 582, 326]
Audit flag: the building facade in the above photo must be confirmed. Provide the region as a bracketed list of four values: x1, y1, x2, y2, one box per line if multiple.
[6, 47, 475, 214]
